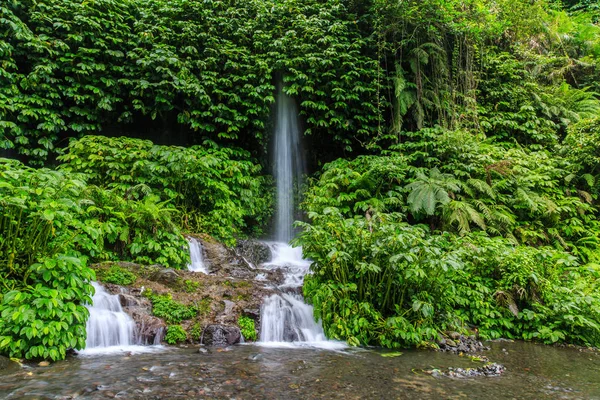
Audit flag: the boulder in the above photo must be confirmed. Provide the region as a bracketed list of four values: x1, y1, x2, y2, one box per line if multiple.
[127, 308, 166, 344]
[201, 325, 241, 346]
[0, 355, 19, 373]
[202, 240, 234, 273]
[149, 268, 180, 286]
[236, 240, 272, 266]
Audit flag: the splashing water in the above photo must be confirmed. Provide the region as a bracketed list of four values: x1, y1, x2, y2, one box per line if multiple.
[258, 243, 344, 349]
[79, 282, 160, 355]
[187, 237, 208, 274]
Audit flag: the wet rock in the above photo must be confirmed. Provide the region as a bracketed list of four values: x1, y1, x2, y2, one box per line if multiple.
[243, 308, 261, 319]
[265, 268, 285, 286]
[437, 333, 489, 353]
[447, 331, 461, 340]
[216, 300, 237, 325]
[424, 363, 505, 378]
[119, 293, 143, 307]
[129, 310, 166, 344]
[222, 262, 256, 280]
[0, 356, 19, 372]
[202, 239, 234, 273]
[236, 240, 272, 266]
[201, 325, 241, 346]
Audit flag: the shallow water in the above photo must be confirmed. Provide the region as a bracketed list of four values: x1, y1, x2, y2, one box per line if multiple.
[1, 341, 599, 399]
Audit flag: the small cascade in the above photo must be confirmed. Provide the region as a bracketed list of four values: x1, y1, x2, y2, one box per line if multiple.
[258, 243, 344, 349]
[261, 242, 311, 288]
[81, 282, 139, 352]
[260, 293, 327, 343]
[187, 237, 208, 273]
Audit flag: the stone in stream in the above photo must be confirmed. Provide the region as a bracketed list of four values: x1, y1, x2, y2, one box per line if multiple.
[437, 333, 489, 353]
[428, 363, 506, 378]
[201, 325, 241, 346]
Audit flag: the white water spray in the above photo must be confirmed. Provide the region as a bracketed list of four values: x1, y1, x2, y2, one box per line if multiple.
[187, 237, 208, 273]
[259, 81, 341, 349]
[80, 282, 139, 353]
[258, 243, 344, 349]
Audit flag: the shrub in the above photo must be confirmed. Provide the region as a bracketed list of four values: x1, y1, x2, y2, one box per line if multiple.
[148, 293, 196, 324]
[0, 160, 95, 360]
[100, 266, 137, 286]
[165, 325, 187, 345]
[238, 316, 257, 341]
[59, 136, 272, 243]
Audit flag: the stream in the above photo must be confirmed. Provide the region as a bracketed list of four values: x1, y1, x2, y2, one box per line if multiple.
[1, 341, 599, 399]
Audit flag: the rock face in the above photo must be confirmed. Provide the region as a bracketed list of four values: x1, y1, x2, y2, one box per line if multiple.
[101, 284, 166, 345]
[202, 239, 235, 274]
[236, 240, 272, 266]
[201, 325, 241, 346]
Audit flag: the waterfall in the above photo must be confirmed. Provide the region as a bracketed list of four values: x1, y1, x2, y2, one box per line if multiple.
[273, 82, 304, 243]
[187, 237, 208, 273]
[260, 293, 327, 343]
[258, 244, 344, 349]
[259, 80, 342, 349]
[81, 282, 139, 352]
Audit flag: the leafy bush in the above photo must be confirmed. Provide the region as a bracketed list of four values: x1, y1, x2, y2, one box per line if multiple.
[0, 0, 379, 162]
[147, 293, 196, 324]
[100, 266, 137, 286]
[164, 325, 187, 345]
[0, 160, 95, 360]
[182, 280, 200, 293]
[299, 146, 600, 348]
[189, 322, 202, 341]
[59, 136, 272, 243]
[0, 255, 94, 361]
[238, 316, 257, 342]
[0, 158, 188, 360]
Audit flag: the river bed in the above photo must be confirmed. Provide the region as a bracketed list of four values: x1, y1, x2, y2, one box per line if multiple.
[1, 341, 599, 399]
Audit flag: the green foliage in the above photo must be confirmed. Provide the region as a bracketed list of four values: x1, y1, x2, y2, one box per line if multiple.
[563, 118, 600, 184]
[405, 168, 460, 217]
[147, 293, 196, 324]
[0, 255, 94, 361]
[238, 315, 257, 342]
[299, 141, 600, 348]
[189, 322, 202, 341]
[164, 325, 187, 345]
[59, 135, 272, 243]
[182, 280, 200, 293]
[0, 159, 95, 360]
[0, 0, 380, 162]
[99, 266, 137, 286]
[0, 157, 188, 360]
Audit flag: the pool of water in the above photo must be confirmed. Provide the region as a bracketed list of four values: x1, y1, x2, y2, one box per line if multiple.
[1, 341, 599, 399]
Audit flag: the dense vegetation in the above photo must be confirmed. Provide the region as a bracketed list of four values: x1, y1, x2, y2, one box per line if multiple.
[0, 137, 269, 359]
[0, 0, 599, 359]
[296, 0, 600, 348]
